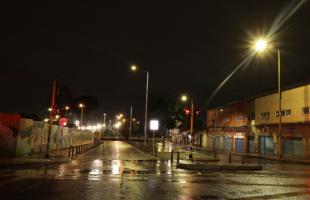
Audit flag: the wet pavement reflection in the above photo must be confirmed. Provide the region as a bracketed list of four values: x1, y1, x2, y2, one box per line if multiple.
[1, 141, 310, 199]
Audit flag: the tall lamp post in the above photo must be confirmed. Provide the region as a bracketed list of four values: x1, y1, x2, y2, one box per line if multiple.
[79, 103, 85, 126]
[254, 39, 282, 158]
[181, 95, 194, 144]
[129, 106, 133, 140]
[131, 65, 149, 149]
[65, 106, 70, 117]
[103, 113, 107, 129]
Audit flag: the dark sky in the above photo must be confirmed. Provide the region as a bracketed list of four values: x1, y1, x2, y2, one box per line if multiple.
[4, 0, 310, 121]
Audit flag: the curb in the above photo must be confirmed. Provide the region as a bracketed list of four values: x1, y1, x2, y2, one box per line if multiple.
[126, 142, 158, 161]
[177, 163, 263, 171]
[0, 159, 69, 169]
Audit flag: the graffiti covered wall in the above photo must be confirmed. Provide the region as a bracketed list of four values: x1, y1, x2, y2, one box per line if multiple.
[0, 114, 95, 157]
[15, 118, 94, 156]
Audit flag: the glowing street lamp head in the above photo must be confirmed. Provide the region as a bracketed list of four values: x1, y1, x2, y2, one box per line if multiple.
[181, 95, 188, 102]
[65, 106, 70, 110]
[254, 39, 267, 52]
[79, 103, 85, 108]
[131, 65, 137, 71]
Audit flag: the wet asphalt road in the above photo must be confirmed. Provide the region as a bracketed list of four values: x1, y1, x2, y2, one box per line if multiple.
[1, 141, 310, 200]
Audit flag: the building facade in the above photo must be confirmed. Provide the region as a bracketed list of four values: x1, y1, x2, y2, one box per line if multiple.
[204, 82, 310, 159]
[254, 83, 310, 158]
[205, 100, 250, 153]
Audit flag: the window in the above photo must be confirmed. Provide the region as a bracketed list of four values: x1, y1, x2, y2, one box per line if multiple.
[261, 112, 270, 119]
[276, 110, 290, 117]
[281, 110, 285, 116]
[236, 115, 244, 121]
[303, 107, 310, 115]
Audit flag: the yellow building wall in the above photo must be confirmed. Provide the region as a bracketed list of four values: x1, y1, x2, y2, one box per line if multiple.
[255, 84, 310, 125]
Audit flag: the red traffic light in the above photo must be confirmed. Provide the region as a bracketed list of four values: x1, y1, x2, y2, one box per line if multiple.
[184, 108, 191, 115]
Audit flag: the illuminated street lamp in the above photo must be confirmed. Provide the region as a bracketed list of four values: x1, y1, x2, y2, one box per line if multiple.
[254, 39, 267, 52]
[131, 65, 149, 149]
[103, 113, 107, 128]
[65, 106, 70, 117]
[79, 103, 85, 126]
[253, 38, 283, 158]
[131, 65, 137, 71]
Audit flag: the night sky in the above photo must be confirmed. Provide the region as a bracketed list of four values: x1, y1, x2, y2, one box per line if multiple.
[4, 0, 310, 121]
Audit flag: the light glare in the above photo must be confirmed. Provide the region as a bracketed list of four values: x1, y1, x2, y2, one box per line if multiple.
[254, 39, 267, 52]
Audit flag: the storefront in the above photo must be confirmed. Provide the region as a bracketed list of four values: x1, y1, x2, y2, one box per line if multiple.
[282, 137, 304, 158]
[259, 135, 274, 156]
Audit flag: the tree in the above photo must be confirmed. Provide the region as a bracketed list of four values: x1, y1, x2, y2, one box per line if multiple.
[72, 95, 99, 112]
[149, 96, 186, 130]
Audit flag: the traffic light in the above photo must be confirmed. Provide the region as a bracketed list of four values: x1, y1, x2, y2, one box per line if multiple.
[184, 108, 191, 115]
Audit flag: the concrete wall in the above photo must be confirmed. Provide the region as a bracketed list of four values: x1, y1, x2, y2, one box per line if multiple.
[255, 84, 310, 125]
[15, 118, 94, 156]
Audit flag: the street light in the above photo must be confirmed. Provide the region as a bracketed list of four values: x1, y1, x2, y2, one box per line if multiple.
[253, 38, 282, 158]
[65, 106, 70, 117]
[131, 65, 137, 71]
[131, 65, 149, 149]
[79, 103, 85, 126]
[254, 39, 267, 52]
[181, 95, 194, 144]
[103, 113, 107, 129]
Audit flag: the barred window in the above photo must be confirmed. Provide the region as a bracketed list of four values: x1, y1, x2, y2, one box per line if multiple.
[303, 107, 310, 115]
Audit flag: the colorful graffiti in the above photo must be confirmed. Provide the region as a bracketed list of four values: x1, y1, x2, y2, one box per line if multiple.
[0, 113, 95, 156]
[15, 119, 94, 156]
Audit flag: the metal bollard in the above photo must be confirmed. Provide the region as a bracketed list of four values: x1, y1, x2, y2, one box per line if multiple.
[189, 153, 193, 163]
[177, 151, 180, 165]
[171, 150, 174, 163]
[214, 149, 217, 159]
[228, 152, 232, 164]
[242, 155, 245, 165]
[68, 146, 71, 157]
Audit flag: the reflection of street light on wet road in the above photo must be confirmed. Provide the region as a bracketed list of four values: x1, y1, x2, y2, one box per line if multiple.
[79, 103, 85, 126]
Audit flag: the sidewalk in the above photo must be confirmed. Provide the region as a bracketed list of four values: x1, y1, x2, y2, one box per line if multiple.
[155, 141, 219, 162]
[187, 144, 310, 165]
[0, 142, 101, 168]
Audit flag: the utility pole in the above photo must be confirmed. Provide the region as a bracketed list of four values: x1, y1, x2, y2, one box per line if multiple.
[103, 113, 107, 128]
[144, 71, 149, 150]
[45, 80, 56, 159]
[129, 106, 133, 140]
[278, 49, 282, 158]
[190, 100, 194, 137]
